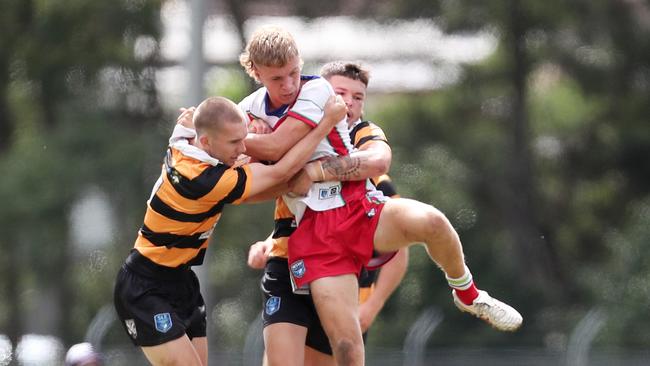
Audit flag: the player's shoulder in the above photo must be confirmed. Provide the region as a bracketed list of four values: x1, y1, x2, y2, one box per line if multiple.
[362, 120, 386, 133]
[350, 119, 381, 134]
[299, 75, 334, 96]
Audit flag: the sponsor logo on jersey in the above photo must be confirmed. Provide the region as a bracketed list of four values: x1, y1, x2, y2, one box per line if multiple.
[154, 312, 173, 333]
[265, 296, 281, 315]
[125, 319, 137, 339]
[291, 259, 306, 278]
[319, 184, 341, 200]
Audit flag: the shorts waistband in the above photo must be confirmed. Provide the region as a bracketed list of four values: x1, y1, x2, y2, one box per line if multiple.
[125, 249, 192, 280]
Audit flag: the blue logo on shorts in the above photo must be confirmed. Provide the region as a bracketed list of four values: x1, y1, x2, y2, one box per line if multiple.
[291, 260, 306, 278]
[154, 312, 173, 333]
[265, 296, 281, 315]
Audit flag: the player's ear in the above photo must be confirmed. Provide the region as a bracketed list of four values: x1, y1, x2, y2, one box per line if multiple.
[198, 133, 210, 149]
[252, 65, 261, 81]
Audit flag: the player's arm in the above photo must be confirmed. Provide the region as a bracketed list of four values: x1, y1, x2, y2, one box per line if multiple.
[244, 117, 312, 161]
[302, 139, 392, 183]
[243, 95, 346, 198]
[359, 248, 409, 332]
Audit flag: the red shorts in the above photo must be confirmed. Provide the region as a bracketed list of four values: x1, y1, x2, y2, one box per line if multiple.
[287, 181, 389, 289]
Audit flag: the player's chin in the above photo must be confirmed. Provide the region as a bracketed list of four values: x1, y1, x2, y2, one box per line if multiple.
[281, 92, 296, 103]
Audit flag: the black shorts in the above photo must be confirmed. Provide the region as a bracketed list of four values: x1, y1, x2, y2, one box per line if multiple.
[113, 250, 207, 347]
[262, 257, 332, 355]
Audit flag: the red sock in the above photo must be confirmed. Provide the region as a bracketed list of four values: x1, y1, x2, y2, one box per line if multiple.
[454, 282, 479, 305]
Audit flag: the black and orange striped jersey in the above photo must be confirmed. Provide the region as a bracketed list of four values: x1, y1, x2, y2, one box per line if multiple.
[133, 144, 252, 268]
[268, 119, 397, 260]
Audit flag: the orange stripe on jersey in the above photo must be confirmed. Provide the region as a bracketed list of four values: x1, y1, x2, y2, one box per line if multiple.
[359, 285, 375, 305]
[349, 120, 388, 150]
[269, 237, 289, 258]
[134, 147, 252, 268]
[269, 197, 294, 258]
[274, 196, 294, 220]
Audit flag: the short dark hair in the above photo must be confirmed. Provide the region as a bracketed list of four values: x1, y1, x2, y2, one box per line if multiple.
[320, 61, 370, 87]
[193, 97, 243, 135]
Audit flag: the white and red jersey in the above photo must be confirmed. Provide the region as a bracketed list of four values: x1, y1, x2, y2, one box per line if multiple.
[239, 76, 358, 220]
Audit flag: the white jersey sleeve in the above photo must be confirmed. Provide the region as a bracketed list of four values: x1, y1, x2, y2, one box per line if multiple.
[286, 78, 334, 127]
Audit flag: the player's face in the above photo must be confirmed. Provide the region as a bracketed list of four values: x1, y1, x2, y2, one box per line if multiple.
[204, 119, 248, 166]
[328, 75, 366, 124]
[254, 56, 302, 109]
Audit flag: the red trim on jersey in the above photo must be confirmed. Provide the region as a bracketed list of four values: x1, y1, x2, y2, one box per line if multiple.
[327, 129, 350, 156]
[287, 111, 318, 128]
[272, 114, 290, 131]
[286, 111, 349, 156]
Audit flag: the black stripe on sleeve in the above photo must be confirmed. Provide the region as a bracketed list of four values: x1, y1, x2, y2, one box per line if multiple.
[273, 218, 297, 238]
[165, 149, 229, 200]
[140, 225, 207, 249]
[149, 194, 226, 223]
[355, 135, 387, 149]
[221, 167, 248, 204]
[349, 121, 370, 145]
[187, 248, 207, 266]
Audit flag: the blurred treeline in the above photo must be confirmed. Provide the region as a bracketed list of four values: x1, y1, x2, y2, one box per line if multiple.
[0, 0, 649, 357]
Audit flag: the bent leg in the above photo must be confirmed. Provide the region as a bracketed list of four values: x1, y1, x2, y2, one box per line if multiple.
[311, 274, 364, 366]
[374, 198, 466, 278]
[141, 334, 203, 366]
[264, 322, 308, 366]
[374, 198, 523, 331]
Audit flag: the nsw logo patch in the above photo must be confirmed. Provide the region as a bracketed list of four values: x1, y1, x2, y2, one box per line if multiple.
[290, 260, 306, 279]
[265, 296, 281, 315]
[154, 312, 173, 333]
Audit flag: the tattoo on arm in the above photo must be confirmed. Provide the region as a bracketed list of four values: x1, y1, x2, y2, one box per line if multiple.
[321, 155, 366, 181]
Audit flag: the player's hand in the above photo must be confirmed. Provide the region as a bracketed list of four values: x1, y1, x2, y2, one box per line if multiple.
[288, 168, 313, 196]
[322, 95, 347, 127]
[248, 118, 272, 134]
[233, 154, 252, 167]
[177, 107, 195, 128]
[359, 299, 382, 332]
[247, 240, 272, 269]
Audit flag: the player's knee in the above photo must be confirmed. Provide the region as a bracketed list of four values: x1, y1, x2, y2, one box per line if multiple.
[422, 207, 451, 236]
[331, 337, 362, 365]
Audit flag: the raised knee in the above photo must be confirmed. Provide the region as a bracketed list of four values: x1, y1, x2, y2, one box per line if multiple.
[424, 208, 450, 235]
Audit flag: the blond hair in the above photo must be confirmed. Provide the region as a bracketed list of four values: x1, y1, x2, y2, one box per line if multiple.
[239, 26, 302, 82]
[193, 97, 243, 135]
[320, 61, 370, 87]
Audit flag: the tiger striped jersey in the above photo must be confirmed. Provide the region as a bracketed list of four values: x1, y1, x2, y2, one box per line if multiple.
[133, 125, 252, 268]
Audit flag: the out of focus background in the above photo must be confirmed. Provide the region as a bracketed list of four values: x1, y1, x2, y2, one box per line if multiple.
[1, 0, 649, 365]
